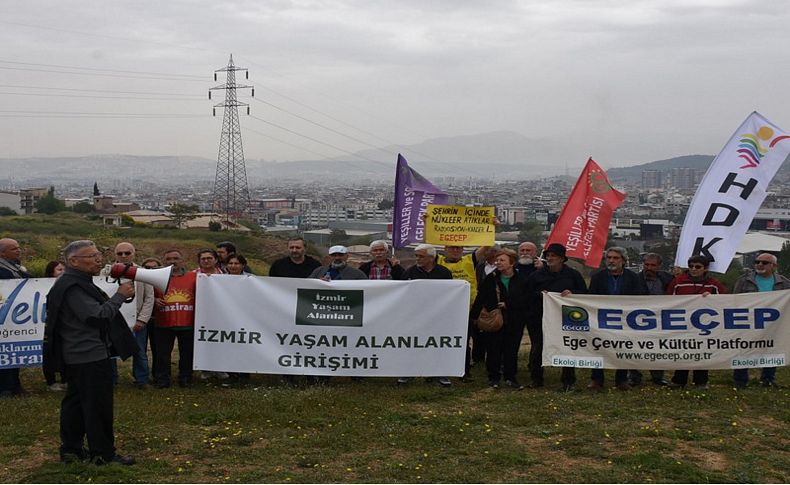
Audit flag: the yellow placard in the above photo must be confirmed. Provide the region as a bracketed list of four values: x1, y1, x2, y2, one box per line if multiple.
[424, 204, 496, 246]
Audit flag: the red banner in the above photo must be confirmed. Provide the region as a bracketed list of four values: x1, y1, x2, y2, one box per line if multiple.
[544, 158, 625, 267]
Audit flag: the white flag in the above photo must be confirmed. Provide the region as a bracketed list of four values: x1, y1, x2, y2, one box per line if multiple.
[676, 112, 790, 273]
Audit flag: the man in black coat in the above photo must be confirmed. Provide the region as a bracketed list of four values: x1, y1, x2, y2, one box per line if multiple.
[525, 243, 587, 391]
[45, 240, 138, 465]
[632, 252, 673, 386]
[588, 247, 647, 391]
[0, 238, 31, 397]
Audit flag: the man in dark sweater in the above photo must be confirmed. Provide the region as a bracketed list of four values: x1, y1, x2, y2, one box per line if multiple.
[269, 237, 321, 278]
[587, 247, 647, 391]
[45, 240, 137, 465]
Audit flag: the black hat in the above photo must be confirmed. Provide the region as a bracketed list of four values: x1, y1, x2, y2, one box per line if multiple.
[544, 243, 568, 261]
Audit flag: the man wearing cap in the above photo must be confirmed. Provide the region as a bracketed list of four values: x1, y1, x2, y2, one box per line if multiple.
[525, 243, 587, 391]
[309, 246, 367, 281]
[732, 252, 789, 388]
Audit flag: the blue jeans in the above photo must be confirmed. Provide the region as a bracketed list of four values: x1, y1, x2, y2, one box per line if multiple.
[132, 326, 150, 385]
[733, 367, 776, 386]
[109, 326, 149, 385]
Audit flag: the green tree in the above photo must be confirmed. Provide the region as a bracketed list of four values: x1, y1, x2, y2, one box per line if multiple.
[168, 203, 199, 228]
[330, 229, 349, 244]
[378, 199, 394, 210]
[777, 241, 790, 277]
[0, 206, 16, 216]
[34, 186, 67, 214]
[208, 221, 222, 232]
[72, 201, 94, 214]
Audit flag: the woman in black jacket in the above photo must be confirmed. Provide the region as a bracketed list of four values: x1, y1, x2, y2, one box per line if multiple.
[471, 248, 528, 390]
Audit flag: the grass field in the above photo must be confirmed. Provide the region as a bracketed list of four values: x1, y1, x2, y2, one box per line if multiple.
[1, 350, 788, 484]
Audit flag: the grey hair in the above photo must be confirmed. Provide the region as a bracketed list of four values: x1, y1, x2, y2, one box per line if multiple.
[64, 240, 96, 260]
[757, 252, 778, 264]
[370, 240, 389, 250]
[607, 246, 628, 261]
[415, 244, 436, 256]
[642, 252, 662, 263]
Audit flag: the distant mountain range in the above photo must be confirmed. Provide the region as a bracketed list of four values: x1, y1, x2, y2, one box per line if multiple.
[12, 131, 784, 185]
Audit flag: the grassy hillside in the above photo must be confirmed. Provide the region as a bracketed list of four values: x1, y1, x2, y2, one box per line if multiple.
[1, 212, 321, 275]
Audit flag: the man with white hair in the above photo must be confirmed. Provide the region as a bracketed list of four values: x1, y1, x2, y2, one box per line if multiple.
[400, 244, 453, 386]
[359, 240, 404, 280]
[732, 252, 789, 388]
[45, 240, 137, 465]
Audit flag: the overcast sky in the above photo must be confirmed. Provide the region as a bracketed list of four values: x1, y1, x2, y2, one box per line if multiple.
[2, 0, 789, 169]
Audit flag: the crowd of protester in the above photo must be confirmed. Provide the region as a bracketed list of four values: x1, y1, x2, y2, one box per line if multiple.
[3, 236, 783, 397]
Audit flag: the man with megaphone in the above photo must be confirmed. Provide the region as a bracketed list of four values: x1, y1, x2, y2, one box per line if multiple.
[100, 242, 155, 389]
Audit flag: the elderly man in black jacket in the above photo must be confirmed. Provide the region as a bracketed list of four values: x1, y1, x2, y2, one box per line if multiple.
[525, 243, 588, 391]
[588, 247, 647, 391]
[45, 240, 138, 465]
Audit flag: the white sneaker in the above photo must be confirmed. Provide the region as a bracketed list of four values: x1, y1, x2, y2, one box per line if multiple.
[217, 372, 229, 380]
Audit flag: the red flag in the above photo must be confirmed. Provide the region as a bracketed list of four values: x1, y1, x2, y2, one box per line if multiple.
[544, 158, 625, 267]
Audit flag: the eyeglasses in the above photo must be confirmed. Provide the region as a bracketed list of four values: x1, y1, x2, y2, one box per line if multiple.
[688, 264, 706, 269]
[754, 260, 774, 265]
[116, 251, 132, 256]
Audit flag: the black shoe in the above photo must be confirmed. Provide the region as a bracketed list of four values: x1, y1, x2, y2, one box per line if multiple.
[178, 378, 192, 388]
[526, 381, 544, 389]
[651, 379, 669, 386]
[504, 380, 524, 390]
[560, 384, 575, 392]
[60, 448, 88, 463]
[761, 380, 780, 388]
[734, 382, 748, 389]
[93, 454, 135, 466]
[488, 380, 499, 389]
[667, 382, 685, 390]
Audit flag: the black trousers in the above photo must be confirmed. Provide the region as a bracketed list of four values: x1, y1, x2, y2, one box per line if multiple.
[153, 327, 194, 386]
[591, 368, 629, 385]
[526, 320, 544, 384]
[0, 368, 21, 394]
[482, 321, 524, 382]
[147, 319, 158, 379]
[42, 341, 66, 386]
[672, 369, 708, 386]
[60, 359, 115, 460]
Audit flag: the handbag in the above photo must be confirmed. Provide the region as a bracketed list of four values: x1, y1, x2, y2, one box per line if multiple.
[476, 284, 504, 332]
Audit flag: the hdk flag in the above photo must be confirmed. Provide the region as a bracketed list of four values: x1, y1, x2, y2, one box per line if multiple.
[675, 112, 790, 273]
[392, 154, 449, 248]
[544, 158, 625, 267]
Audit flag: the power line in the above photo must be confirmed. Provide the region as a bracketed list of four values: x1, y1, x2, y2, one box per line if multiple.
[251, 97, 392, 156]
[0, 65, 206, 82]
[242, 126, 336, 161]
[0, 83, 203, 97]
[248, 114, 388, 165]
[0, 59, 205, 79]
[0, 91, 203, 101]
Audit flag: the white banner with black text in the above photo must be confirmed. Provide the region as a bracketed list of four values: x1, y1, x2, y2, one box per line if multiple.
[0, 277, 138, 369]
[542, 292, 789, 370]
[193, 275, 470, 376]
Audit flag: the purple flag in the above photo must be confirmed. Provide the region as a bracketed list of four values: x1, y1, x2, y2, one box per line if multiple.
[392, 154, 449, 248]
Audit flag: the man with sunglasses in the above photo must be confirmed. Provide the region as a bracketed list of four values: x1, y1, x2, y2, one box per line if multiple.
[732, 253, 789, 388]
[666, 255, 727, 390]
[100, 242, 155, 389]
